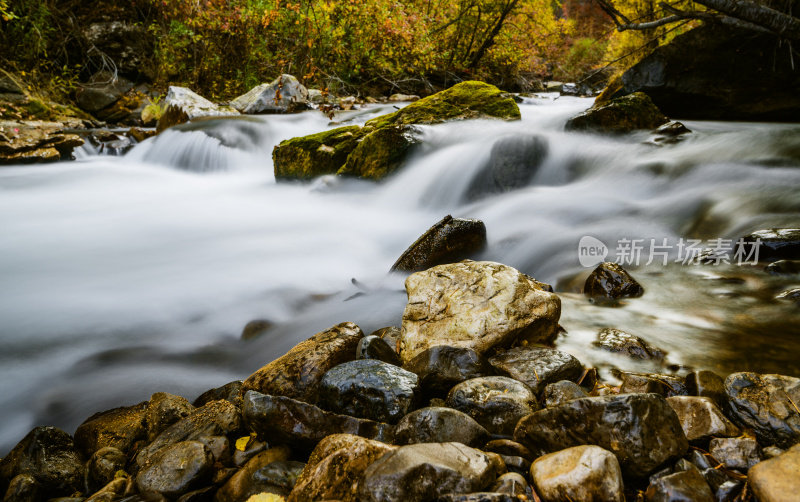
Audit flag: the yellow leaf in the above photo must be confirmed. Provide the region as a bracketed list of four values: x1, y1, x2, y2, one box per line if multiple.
[235, 434, 255, 451]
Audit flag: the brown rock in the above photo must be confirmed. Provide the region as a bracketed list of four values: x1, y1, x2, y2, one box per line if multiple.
[215, 447, 291, 502]
[749, 444, 800, 502]
[584, 262, 644, 299]
[74, 401, 148, 458]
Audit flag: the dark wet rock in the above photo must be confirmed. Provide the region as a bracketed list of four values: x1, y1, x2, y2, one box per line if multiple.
[400, 260, 561, 365]
[749, 444, 800, 502]
[497, 454, 529, 475]
[666, 396, 740, 442]
[372, 326, 401, 351]
[437, 494, 517, 502]
[491, 472, 532, 498]
[685, 370, 726, 407]
[775, 288, 800, 303]
[542, 380, 589, 408]
[741, 228, 800, 261]
[465, 135, 549, 200]
[483, 440, 533, 461]
[215, 446, 291, 502]
[84, 476, 128, 502]
[74, 401, 148, 458]
[645, 467, 714, 502]
[446, 376, 539, 436]
[232, 435, 266, 467]
[241, 320, 272, 340]
[531, 445, 624, 502]
[647, 120, 692, 146]
[242, 391, 394, 452]
[175, 486, 215, 502]
[765, 259, 800, 275]
[594, 328, 665, 360]
[404, 346, 492, 398]
[514, 393, 688, 478]
[242, 321, 363, 404]
[135, 400, 241, 469]
[156, 86, 239, 132]
[145, 392, 194, 442]
[584, 262, 644, 299]
[319, 359, 419, 423]
[289, 434, 394, 502]
[231, 74, 309, 114]
[192, 380, 242, 408]
[0, 426, 84, 498]
[709, 437, 761, 471]
[488, 346, 583, 396]
[76, 71, 134, 113]
[579, 367, 599, 392]
[391, 215, 487, 272]
[358, 442, 505, 502]
[135, 441, 212, 497]
[724, 372, 800, 447]
[566, 92, 668, 134]
[2, 474, 40, 502]
[394, 407, 490, 447]
[86, 447, 127, 493]
[687, 450, 715, 471]
[356, 335, 401, 366]
[619, 372, 688, 397]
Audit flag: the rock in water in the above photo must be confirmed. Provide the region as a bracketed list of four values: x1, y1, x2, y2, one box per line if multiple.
[242, 321, 363, 403]
[404, 345, 492, 398]
[618, 372, 687, 397]
[393, 407, 490, 447]
[666, 396, 740, 442]
[465, 135, 549, 200]
[514, 394, 688, 478]
[488, 346, 583, 396]
[156, 86, 239, 132]
[741, 228, 800, 261]
[273, 125, 362, 180]
[135, 441, 213, 498]
[584, 262, 644, 299]
[749, 444, 800, 502]
[358, 442, 505, 502]
[318, 359, 419, 423]
[530, 445, 624, 502]
[565, 92, 668, 133]
[446, 376, 539, 436]
[724, 372, 800, 447]
[231, 74, 309, 114]
[391, 215, 487, 272]
[593, 328, 665, 360]
[399, 260, 561, 364]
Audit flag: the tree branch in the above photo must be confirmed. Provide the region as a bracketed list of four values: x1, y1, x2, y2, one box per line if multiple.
[695, 0, 800, 39]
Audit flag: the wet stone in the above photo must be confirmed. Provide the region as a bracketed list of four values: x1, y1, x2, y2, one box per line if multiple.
[594, 328, 665, 360]
[86, 447, 127, 493]
[145, 392, 194, 442]
[404, 346, 492, 398]
[483, 440, 533, 461]
[135, 441, 213, 498]
[765, 259, 800, 275]
[762, 445, 784, 458]
[741, 228, 800, 261]
[514, 393, 688, 478]
[488, 346, 583, 396]
[241, 319, 272, 340]
[391, 215, 487, 272]
[233, 437, 267, 467]
[709, 437, 761, 471]
[685, 370, 726, 407]
[666, 396, 740, 442]
[3, 474, 40, 502]
[74, 401, 148, 457]
[776, 288, 800, 303]
[319, 359, 419, 423]
[724, 372, 800, 447]
[394, 407, 490, 447]
[584, 262, 644, 299]
[197, 435, 230, 464]
[446, 376, 539, 436]
[645, 468, 714, 502]
[465, 134, 549, 200]
[371, 326, 401, 351]
[748, 444, 800, 502]
[192, 380, 242, 408]
[356, 335, 401, 366]
[358, 442, 505, 502]
[531, 445, 624, 502]
[498, 454, 530, 475]
[215, 447, 291, 502]
[491, 472, 532, 497]
[542, 380, 589, 408]
[619, 372, 688, 397]
[687, 449, 715, 471]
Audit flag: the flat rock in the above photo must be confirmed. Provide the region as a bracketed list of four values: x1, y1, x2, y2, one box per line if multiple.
[319, 359, 419, 423]
[709, 437, 761, 471]
[358, 442, 505, 502]
[514, 393, 688, 478]
[74, 401, 148, 457]
[242, 391, 394, 452]
[749, 444, 800, 502]
[446, 376, 539, 436]
[645, 468, 714, 502]
[666, 396, 740, 442]
[391, 215, 487, 272]
[488, 346, 583, 396]
[542, 381, 589, 408]
[404, 345, 492, 398]
[135, 441, 212, 498]
[584, 262, 644, 299]
[242, 321, 363, 404]
[594, 328, 665, 360]
[215, 447, 292, 502]
[724, 372, 800, 447]
[530, 445, 624, 502]
[400, 260, 561, 365]
[394, 407, 490, 447]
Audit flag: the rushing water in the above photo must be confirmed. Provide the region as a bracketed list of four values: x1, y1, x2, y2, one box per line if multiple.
[1, 96, 799, 453]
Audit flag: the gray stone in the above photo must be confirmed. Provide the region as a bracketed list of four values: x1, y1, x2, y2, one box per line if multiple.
[584, 262, 644, 299]
[645, 468, 714, 502]
[531, 445, 624, 502]
[390, 215, 487, 272]
[135, 441, 212, 498]
[356, 335, 401, 366]
[465, 135, 549, 200]
[156, 86, 239, 132]
[594, 328, 665, 360]
[709, 437, 761, 471]
[404, 346, 492, 398]
[724, 372, 800, 447]
[394, 407, 490, 447]
[542, 380, 589, 408]
[231, 74, 309, 114]
[447, 376, 539, 436]
[76, 71, 134, 112]
[749, 444, 800, 502]
[666, 396, 740, 442]
[488, 346, 583, 395]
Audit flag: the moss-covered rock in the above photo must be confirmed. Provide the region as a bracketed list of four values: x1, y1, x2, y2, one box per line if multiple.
[565, 92, 668, 134]
[273, 81, 520, 181]
[273, 125, 361, 180]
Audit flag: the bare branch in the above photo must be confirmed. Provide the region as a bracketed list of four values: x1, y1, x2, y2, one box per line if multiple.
[695, 0, 800, 39]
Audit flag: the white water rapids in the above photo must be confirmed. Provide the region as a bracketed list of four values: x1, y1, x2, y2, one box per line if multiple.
[1, 96, 798, 452]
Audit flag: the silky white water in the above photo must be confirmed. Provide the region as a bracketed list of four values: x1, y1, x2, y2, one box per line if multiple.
[1, 96, 799, 452]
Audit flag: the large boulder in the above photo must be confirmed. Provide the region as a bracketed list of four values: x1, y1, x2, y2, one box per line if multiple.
[598, 25, 800, 122]
[399, 260, 561, 365]
[231, 74, 309, 114]
[391, 215, 488, 272]
[156, 86, 239, 132]
[724, 372, 800, 447]
[565, 92, 668, 133]
[0, 120, 84, 165]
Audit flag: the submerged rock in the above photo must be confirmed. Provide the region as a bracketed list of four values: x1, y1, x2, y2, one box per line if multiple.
[241, 321, 363, 404]
[404, 345, 492, 398]
[530, 445, 624, 502]
[446, 376, 539, 436]
[584, 262, 644, 299]
[156, 86, 239, 132]
[514, 394, 688, 478]
[391, 215, 487, 272]
[742, 228, 800, 261]
[594, 328, 665, 360]
[465, 135, 549, 200]
[135, 441, 213, 498]
[357, 442, 505, 502]
[666, 396, 740, 442]
[488, 346, 583, 396]
[394, 407, 490, 447]
[231, 74, 309, 114]
[724, 372, 800, 447]
[749, 444, 800, 502]
[399, 260, 561, 364]
[565, 92, 668, 134]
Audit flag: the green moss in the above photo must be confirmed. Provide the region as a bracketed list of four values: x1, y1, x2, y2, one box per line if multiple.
[24, 98, 51, 119]
[565, 92, 668, 133]
[338, 125, 418, 180]
[273, 125, 362, 180]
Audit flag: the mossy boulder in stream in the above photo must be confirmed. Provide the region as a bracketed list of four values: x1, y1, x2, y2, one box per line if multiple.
[273, 81, 520, 181]
[565, 92, 668, 133]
